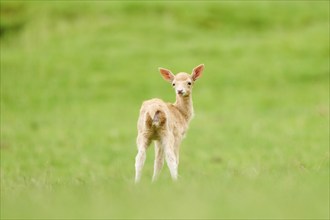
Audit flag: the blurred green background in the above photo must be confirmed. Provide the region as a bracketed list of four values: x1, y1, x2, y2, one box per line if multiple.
[1, 1, 329, 219]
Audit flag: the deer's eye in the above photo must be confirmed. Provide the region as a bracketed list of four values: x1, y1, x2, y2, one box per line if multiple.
[172, 83, 175, 86]
[187, 82, 192, 85]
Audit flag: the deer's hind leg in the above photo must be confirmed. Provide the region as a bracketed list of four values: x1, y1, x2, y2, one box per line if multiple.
[152, 140, 165, 182]
[135, 133, 151, 183]
[163, 134, 178, 181]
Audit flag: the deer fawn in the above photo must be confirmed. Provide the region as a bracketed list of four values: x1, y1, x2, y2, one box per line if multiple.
[135, 64, 204, 183]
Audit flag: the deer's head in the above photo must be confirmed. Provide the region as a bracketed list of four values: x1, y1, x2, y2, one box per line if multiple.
[159, 64, 204, 97]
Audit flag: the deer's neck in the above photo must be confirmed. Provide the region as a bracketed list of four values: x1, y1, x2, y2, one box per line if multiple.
[174, 94, 194, 122]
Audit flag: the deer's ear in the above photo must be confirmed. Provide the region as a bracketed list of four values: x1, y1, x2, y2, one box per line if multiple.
[192, 64, 204, 81]
[159, 67, 174, 82]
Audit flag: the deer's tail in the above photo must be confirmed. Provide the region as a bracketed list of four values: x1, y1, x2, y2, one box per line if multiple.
[145, 109, 166, 128]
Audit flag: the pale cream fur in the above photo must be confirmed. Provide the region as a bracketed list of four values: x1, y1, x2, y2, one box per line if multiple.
[135, 64, 204, 183]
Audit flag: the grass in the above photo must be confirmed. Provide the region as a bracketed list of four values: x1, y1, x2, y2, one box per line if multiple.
[1, 1, 329, 219]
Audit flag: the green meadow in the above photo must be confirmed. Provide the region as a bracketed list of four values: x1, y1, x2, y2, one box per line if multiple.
[1, 1, 329, 219]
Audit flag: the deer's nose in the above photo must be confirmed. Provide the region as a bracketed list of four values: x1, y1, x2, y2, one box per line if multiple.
[177, 89, 184, 94]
